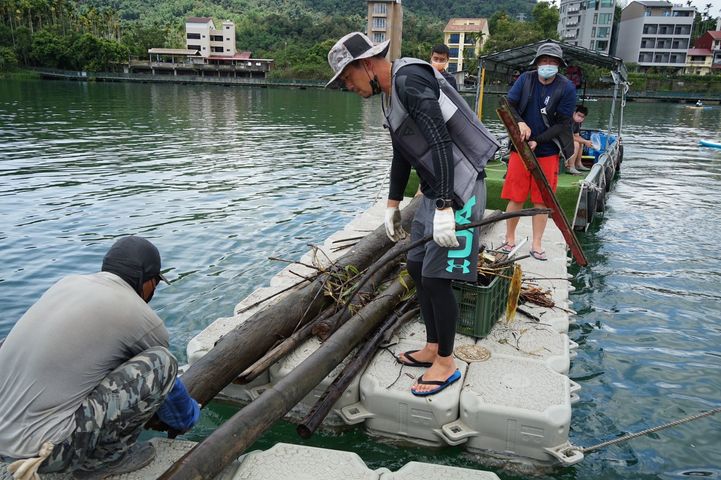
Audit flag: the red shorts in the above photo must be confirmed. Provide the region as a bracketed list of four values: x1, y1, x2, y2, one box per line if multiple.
[501, 151, 559, 205]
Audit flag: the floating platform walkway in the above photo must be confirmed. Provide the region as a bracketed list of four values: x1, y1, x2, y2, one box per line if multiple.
[187, 197, 583, 471]
[0, 198, 581, 479]
[2, 439, 500, 479]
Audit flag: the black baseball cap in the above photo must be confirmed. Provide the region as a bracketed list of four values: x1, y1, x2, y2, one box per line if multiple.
[102, 236, 169, 293]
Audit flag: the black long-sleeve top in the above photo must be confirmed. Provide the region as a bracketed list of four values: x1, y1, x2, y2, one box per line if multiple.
[388, 64, 454, 202]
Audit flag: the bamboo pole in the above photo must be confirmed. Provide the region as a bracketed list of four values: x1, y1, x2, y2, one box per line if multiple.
[179, 197, 421, 407]
[235, 308, 336, 384]
[158, 277, 411, 480]
[297, 305, 419, 439]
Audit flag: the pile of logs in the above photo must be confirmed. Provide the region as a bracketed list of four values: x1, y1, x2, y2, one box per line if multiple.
[159, 201, 549, 480]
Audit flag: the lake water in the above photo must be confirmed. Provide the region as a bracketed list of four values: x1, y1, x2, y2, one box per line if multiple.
[1, 79, 720, 479]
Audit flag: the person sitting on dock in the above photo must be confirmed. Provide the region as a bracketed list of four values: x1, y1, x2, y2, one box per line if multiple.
[326, 32, 498, 396]
[500, 42, 576, 261]
[430, 44, 458, 91]
[0, 236, 200, 479]
[569, 104, 592, 174]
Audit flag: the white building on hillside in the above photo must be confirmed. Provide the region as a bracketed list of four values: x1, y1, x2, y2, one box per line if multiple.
[185, 17, 236, 58]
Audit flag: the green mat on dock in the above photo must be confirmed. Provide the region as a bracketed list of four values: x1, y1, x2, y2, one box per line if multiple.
[403, 160, 583, 222]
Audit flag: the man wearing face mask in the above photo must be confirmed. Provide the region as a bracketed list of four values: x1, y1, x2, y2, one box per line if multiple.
[326, 32, 499, 396]
[0, 236, 200, 479]
[499, 42, 576, 262]
[430, 44, 458, 91]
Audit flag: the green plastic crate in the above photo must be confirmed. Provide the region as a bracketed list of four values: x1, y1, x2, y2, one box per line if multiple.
[452, 268, 511, 338]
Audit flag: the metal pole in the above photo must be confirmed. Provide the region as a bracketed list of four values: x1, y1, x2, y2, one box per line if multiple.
[476, 63, 486, 119]
[608, 73, 619, 136]
[618, 83, 627, 138]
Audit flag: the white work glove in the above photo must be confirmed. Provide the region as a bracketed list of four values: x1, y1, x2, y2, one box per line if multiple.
[384, 207, 407, 242]
[433, 208, 459, 248]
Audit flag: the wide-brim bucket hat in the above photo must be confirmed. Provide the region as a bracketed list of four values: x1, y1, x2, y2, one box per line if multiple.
[530, 42, 568, 67]
[326, 32, 390, 88]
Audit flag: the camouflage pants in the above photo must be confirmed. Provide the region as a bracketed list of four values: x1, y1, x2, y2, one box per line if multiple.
[38, 346, 177, 473]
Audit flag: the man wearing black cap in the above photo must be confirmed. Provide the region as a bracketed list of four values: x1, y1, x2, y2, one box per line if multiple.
[0, 236, 200, 478]
[500, 42, 577, 262]
[326, 33, 498, 396]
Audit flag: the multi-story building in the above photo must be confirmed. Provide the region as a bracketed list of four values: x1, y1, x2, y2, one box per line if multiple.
[443, 18, 489, 73]
[557, 0, 615, 54]
[686, 29, 721, 74]
[136, 17, 273, 78]
[615, 1, 695, 70]
[185, 17, 236, 58]
[366, 0, 403, 60]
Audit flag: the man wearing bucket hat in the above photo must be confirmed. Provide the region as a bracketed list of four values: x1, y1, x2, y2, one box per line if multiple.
[500, 41, 577, 262]
[327, 32, 499, 396]
[0, 235, 200, 478]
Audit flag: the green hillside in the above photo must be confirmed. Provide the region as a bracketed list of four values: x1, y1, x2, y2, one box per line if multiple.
[0, 0, 547, 77]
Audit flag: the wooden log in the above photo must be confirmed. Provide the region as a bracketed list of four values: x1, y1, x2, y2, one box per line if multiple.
[158, 276, 411, 480]
[297, 305, 419, 439]
[235, 308, 334, 384]
[180, 197, 421, 407]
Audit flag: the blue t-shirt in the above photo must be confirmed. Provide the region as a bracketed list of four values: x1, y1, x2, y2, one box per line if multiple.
[508, 72, 576, 157]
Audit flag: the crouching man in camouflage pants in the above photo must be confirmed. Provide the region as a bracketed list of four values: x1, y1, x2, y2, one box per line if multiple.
[0, 236, 200, 479]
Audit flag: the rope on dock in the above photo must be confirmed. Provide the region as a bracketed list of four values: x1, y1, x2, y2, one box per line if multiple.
[581, 405, 721, 454]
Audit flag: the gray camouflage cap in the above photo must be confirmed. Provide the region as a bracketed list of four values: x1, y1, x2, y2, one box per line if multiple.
[326, 32, 390, 88]
[530, 42, 568, 67]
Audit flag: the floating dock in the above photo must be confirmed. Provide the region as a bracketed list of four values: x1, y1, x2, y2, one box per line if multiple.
[187, 197, 583, 470]
[0, 198, 580, 479]
[1, 439, 501, 479]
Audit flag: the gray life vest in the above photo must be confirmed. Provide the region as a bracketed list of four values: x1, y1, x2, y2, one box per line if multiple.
[382, 58, 500, 205]
[517, 70, 575, 160]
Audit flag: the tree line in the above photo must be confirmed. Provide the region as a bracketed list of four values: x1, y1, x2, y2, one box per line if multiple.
[0, 0, 563, 79]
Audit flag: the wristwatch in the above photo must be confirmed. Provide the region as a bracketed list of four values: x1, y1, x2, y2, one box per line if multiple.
[434, 198, 453, 210]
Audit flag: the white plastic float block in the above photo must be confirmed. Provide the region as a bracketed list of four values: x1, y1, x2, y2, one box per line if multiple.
[380, 461, 500, 480]
[440, 355, 582, 465]
[477, 319, 572, 374]
[516, 303, 572, 334]
[344, 339, 468, 446]
[267, 337, 360, 425]
[394, 318, 477, 348]
[5, 439, 238, 480]
[233, 443, 381, 480]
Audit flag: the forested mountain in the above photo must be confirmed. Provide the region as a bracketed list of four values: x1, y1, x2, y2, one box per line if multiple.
[0, 0, 542, 77]
[88, 0, 535, 24]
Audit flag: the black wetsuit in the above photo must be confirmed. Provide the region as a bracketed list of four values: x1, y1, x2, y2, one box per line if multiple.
[387, 63, 459, 357]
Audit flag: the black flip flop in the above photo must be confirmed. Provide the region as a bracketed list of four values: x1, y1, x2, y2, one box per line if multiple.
[396, 349, 433, 368]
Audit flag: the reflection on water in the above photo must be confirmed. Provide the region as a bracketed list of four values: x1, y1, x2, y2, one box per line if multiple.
[2, 81, 721, 479]
[0, 80, 394, 353]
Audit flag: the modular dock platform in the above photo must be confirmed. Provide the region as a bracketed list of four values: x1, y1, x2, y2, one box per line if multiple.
[1, 198, 580, 479]
[1, 440, 501, 479]
[187, 197, 583, 471]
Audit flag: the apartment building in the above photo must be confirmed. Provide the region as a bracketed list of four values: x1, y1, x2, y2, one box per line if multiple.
[443, 18, 489, 73]
[557, 0, 615, 54]
[185, 17, 236, 58]
[615, 1, 695, 70]
[366, 0, 403, 60]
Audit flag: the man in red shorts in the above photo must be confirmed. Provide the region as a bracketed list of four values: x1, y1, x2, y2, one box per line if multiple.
[500, 43, 576, 260]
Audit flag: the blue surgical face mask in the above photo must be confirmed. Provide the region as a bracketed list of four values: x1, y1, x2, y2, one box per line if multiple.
[538, 65, 558, 79]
